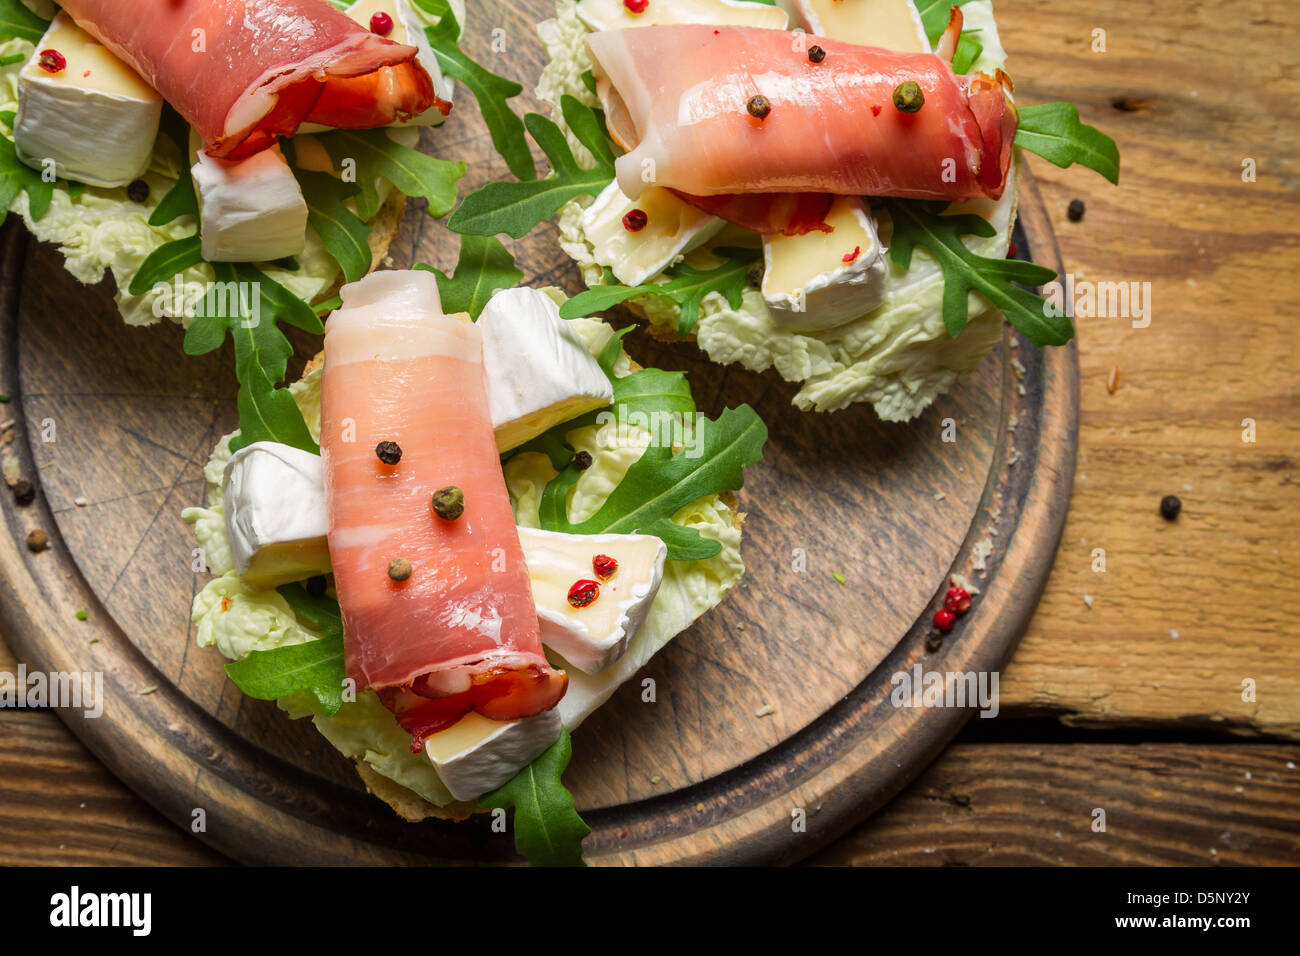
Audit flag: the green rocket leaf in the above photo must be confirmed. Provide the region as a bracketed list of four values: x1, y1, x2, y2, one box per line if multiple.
[224, 584, 343, 715]
[448, 97, 616, 238]
[885, 200, 1068, 345]
[482, 728, 590, 867]
[1014, 102, 1121, 185]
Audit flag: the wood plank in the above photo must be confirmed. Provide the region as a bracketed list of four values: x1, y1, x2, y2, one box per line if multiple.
[0, 0, 1081, 864]
[0, 709, 228, 867]
[3, 692, 1295, 868]
[986, 0, 1300, 737]
[809, 741, 1300, 866]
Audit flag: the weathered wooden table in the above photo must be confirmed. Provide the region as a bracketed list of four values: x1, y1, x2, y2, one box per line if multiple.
[1, 0, 1297, 865]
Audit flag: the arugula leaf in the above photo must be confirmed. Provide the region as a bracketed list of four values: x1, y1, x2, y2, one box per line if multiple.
[416, 233, 522, 319]
[538, 404, 767, 560]
[311, 127, 465, 220]
[951, 33, 983, 74]
[448, 96, 615, 239]
[184, 262, 323, 388]
[127, 234, 203, 295]
[294, 168, 372, 284]
[559, 246, 760, 337]
[0, 134, 52, 223]
[917, 0, 977, 44]
[885, 200, 1069, 346]
[0, 0, 48, 44]
[1015, 102, 1121, 185]
[412, 0, 535, 181]
[224, 583, 344, 715]
[150, 108, 199, 226]
[482, 727, 590, 867]
[230, 350, 319, 454]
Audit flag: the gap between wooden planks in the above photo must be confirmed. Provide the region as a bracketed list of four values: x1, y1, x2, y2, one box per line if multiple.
[988, 0, 1300, 738]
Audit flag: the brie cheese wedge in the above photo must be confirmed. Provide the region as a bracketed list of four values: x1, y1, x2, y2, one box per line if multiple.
[576, 0, 788, 31]
[788, 0, 930, 51]
[582, 181, 725, 287]
[346, 0, 454, 119]
[192, 144, 308, 263]
[423, 709, 562, 802]
[13, 12, 161, 189]
[519, 527, 667, 675]
[478, 288, 613, 452]
[223, 442, 331, 589]
[761, 196, 888, 331]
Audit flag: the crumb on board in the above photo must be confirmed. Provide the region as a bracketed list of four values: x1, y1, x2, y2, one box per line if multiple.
[1083, 594, 1094, 609]
[755, 704, 776, 718]
[949, 572, 979, 596]
[933, 491, 945, 501]
[971, 538, 995, 572]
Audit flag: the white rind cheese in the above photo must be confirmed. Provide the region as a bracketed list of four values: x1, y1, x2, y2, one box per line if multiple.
[761, 196, 888, 331]
[789, 0, 930, 51]
[577, 0, 788, 31]
[223, 442, 330, 589]
[519, 527, 667, 675]
[423, 709, 562, 802]
[478, 288, 613, 451]
[192, 145, 308, 263]
[582, 180, 725, 287]
[13, 12, 161, 188]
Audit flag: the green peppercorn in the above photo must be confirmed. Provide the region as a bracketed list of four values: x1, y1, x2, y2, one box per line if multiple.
[387, 558, 412, 582]
[892, 81, 924, 113]
[431, 486, 465, 520]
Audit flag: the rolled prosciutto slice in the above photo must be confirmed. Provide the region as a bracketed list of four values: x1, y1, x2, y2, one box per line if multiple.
[588, 24, 1015, 203]
[321, 271, 567, 752]
[58, 0, 445, 160]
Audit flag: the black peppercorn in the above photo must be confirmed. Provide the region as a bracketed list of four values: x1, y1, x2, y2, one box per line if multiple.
[1159, 495, 1181, 521]
[746, 94, 771, 120]
[925, 632, 944, 653]
[127, 179, 150, 203]
[375, 441, 402, 465]
[387, 558, 412, 582]
[808, 44, 826, 63]
[12, 478, 35, 506]
[305, 575, 327, 597]
[1067, 198, 1086, 222]
[573, 450, 593, 471]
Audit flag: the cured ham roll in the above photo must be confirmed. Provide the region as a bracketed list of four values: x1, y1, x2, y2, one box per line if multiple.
[58, 0, 445, 160]
[320, 271, 567, 751]
[588, 24, 1015, 203]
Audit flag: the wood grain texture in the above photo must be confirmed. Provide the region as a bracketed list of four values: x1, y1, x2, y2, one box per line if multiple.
[807, 742, 1300, 866]
[990, 0, 1300, 737]
[0, 0, 1294, 866]
[0, 0, 1078, 865]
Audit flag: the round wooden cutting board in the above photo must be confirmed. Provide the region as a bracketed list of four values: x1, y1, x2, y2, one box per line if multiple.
[0, 2, 1077, 866]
